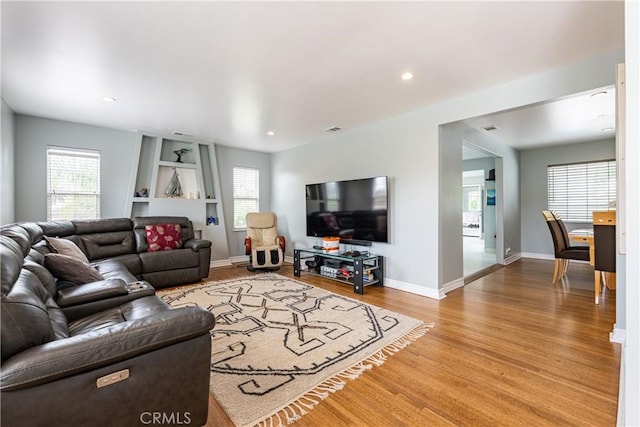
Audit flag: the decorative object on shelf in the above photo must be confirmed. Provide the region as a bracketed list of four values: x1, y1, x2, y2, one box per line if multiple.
[322, 236, 340, 254]
[141, 187, 149, 197]
[487, 168, 496, 180]
[206, 216, 216, 225]
[487, 189, 496, 206]
[173, 148, 191, 163]
[164, 168, 183, 198]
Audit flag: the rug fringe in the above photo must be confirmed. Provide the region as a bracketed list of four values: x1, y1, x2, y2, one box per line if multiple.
[253, 321, 434, 427]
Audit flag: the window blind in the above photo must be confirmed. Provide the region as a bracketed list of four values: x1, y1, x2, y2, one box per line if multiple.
[547, 160, 616, 221]
[47, 147, 100, 220]
[233, 167, 259, 228]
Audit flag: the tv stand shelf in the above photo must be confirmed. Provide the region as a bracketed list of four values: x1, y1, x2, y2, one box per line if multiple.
[293, 248, 384, 294]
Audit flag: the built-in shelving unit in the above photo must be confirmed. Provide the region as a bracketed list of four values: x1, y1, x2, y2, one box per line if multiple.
[126, 132, 230, 263]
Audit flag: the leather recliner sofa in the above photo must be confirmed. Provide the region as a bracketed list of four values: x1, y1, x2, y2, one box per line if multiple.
[36, 216, 212, 288]
[1, 222, 216, 426]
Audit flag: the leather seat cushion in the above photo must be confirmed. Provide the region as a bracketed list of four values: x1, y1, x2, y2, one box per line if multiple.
[94, 259, 139, 283]
[139, 249, 199, 273]
[68, 296, 170, 336]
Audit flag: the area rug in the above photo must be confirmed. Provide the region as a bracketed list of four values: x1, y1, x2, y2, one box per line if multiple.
[159, 274, 431, 427]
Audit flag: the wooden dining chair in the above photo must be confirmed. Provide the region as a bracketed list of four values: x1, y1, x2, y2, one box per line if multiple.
[541, 210, 590, 284]
[593, 211, 616, 304]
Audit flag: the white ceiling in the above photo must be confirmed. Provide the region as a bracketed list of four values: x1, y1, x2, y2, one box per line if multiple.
[1, 1, 624, 153]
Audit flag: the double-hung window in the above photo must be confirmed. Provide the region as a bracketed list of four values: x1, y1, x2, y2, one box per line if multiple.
[232, 167, 259, 229]
[547, 160, 616, 221]
[47, 146, 101, 220]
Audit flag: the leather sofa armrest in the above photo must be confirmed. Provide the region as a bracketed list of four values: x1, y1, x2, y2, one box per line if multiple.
[56, 279, 128, 308]
[1, 306, 215, 391]
[183, 239, 212, 251]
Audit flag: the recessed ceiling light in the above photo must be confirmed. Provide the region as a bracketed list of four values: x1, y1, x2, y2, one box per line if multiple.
[401, 72, 414, 81]
[267, 131, 275, 136]
[601, 127, 614, 132]
[590, 91, 608, 98]
[102, 96, 116, 102]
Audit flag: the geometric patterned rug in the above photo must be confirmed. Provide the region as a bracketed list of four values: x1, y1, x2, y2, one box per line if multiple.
[159, 273, 432, 427]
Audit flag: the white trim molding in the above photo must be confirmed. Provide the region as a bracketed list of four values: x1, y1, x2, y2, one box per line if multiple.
[384, 278, 444, 300]
[610, 324, 626, 344]
[504, 252, 523, 265]
[441, 277, 465, 296]
[521, 252, 555, 261]
[210, 259, 233, 268]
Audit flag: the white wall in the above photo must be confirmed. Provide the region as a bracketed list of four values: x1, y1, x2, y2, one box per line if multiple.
[622, 0, 640, 424]
[216, 144, 272, 258]
[520, 139, 615, 258]
[14, 115, 137, 220]
[1, 99, 15, 224]
[271, 49, 623, 299]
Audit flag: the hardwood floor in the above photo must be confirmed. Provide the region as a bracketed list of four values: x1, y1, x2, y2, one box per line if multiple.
[199, 258, 620, 426]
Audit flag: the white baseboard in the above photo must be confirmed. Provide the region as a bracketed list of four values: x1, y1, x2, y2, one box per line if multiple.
[384, 278, 444, 300]
[504, 252, 522, 265]
[520, 252, 590, 265]
[610, 324, 626, 344]
[228, 255, 249, 264]
[210, 259, 233, 268]
[441, 277, 465, 296]
[284, 255, 294, 264]
[520, 252, 555, 260]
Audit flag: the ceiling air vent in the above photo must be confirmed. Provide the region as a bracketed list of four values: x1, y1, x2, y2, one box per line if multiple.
[482, 125, 500, 132]
[172, 131, 193, 137]
[324, 126, 342, 133]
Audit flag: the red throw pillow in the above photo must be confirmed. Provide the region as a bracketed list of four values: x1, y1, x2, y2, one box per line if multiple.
[145, 224, 183, 252]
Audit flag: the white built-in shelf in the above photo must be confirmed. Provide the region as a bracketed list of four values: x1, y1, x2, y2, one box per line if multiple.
[125, 133, 229, 262]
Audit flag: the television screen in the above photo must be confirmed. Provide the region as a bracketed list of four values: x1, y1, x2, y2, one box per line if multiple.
[306, 176, 388, 243]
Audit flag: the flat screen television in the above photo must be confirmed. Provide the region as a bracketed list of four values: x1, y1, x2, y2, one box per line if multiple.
[306, 176, 388, 243]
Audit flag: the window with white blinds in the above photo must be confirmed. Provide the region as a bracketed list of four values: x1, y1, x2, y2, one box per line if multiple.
[547, 160, 616, 221]
[233, 167, 259, 229]
[47, 147, 100, 220]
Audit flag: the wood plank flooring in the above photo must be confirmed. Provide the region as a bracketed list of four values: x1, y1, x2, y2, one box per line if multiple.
[195, 258, 620, 426]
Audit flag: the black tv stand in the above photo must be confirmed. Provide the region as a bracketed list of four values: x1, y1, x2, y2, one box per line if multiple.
[293, 248, 383, 294]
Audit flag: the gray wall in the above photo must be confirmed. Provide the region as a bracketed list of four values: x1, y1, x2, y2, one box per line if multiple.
[271, 49, 622, 298]
[216, 144, 272, 257]
[520, 139, 615, 257]
[14, 115, 138, 220]
[1, 99, 15, 224]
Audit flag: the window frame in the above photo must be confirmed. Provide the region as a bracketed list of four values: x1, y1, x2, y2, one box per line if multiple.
[47, 146, 101, 221]
[547, 159, 616, 222]
[232, 166, 260, 230]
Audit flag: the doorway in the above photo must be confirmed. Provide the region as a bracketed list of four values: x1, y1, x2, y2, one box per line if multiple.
[462, 145, 499, 277]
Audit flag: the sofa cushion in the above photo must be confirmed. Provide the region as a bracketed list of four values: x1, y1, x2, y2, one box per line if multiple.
[95, 254, 143, 277]
[44, 253, 103, 285]
[1, 270, 60, 362]
[145, 224, 183, 252]
[37, 220, 76, 238]
[45, 236, 89, 263]
[79, 231, 135, 261]
[139, 248, 199, 272]
[93, 258, 139, 283]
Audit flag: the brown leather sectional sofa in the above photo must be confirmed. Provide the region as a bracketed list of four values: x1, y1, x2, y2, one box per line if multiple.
[0, 217, 216, 426]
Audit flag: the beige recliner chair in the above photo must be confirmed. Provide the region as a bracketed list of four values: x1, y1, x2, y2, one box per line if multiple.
[244, 212, 286, 271]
